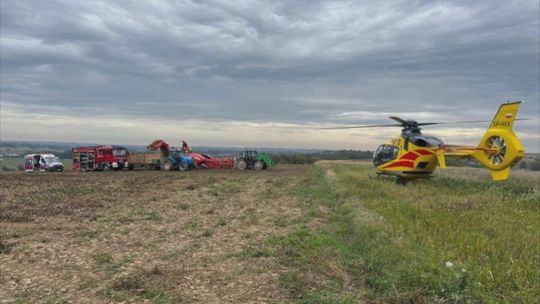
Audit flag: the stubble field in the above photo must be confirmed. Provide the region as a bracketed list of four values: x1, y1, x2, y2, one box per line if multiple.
[1, 163, 539, 303]
[1, 166, 311, 304]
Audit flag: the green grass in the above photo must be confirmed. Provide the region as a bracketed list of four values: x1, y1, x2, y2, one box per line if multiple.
[104, 266, 174, 303]
[0, 241, 14, 254]
[141, 288, 171, 304]
[0, 158, 24, 171]
[93, 252, 114, 265]
[93, 252, 133, 273]
[270, 164, 540, 303]
[185, 218, 200, 229]
[145, 211, 163, 222]
[45, 297, 68, 304]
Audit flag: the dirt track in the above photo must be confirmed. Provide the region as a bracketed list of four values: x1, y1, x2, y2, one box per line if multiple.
[0, 166, 308, 303]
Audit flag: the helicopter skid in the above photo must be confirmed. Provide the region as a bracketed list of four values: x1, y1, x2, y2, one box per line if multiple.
[376, 170, 433, 180]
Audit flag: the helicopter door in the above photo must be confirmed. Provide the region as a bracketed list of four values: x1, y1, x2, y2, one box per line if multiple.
[373, 145, 399, 167]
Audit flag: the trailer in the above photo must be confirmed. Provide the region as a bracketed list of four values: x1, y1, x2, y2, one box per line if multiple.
[72, 145, 128, 171]
[127, 152, 161, 170]
[128, 140, 193, 171]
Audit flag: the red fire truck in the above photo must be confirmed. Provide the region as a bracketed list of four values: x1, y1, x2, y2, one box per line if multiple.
[72, 145, 128, 171]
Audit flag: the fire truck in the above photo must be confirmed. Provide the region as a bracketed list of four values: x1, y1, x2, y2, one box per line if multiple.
[72, 145, 128, 171]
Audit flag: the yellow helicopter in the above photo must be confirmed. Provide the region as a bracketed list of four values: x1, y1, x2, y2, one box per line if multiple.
[323, 101, 525, 182]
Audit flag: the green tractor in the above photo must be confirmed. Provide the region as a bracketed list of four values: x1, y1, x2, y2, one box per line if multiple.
[235, 150, 274, 170]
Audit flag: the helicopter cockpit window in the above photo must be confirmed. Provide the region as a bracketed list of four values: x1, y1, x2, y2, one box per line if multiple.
[373, 145, 399, 166]
[409, 136, 443, 147]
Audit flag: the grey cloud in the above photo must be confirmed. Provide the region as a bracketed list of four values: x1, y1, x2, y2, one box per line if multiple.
[1, 0, 538, 148]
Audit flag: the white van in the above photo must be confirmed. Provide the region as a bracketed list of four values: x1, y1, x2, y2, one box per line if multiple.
[24, 154, 64, 172]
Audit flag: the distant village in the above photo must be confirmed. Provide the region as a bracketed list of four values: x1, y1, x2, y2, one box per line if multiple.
[0, 153, 20, 158]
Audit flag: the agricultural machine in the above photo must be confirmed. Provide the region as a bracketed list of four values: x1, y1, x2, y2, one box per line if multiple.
[128, 140, 193, 171]
[72, 146, 128, 171]
[234, 150, 274, 170]
[182, 140, 234, 169]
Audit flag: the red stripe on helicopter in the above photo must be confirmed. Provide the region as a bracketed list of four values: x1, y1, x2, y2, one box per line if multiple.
[400, 152, 419, 161]
[415, 149, 434, 156]
[383, 161, 415, 168]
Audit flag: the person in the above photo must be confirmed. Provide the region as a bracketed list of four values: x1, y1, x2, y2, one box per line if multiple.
[34, 155, 40, 169]
[181, 140, 192, 154]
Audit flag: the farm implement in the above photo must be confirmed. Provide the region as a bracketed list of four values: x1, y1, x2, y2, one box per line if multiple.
[181, 140, 235, 169]
[235, 150, 274, 170]
[128, 140, 193, 171]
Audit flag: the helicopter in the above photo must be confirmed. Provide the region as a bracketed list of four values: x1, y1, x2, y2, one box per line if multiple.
[322, 101, 525, 182]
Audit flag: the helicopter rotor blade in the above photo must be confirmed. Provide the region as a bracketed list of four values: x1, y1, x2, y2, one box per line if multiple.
[416, 120, 492, 126]
[389, 116, 407, 125]
[415, 122, 444, 126]
[318, 124, 402, 130]
[316, 118, 530, 130]
[415, 118, 529, 126]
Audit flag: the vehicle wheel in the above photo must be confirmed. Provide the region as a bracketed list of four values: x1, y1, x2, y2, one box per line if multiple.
[236, 159, 248, 170]
[162, 159, 174, 171]
[179, 162, 189, 172]
[254, 160, 264, 171]
[128, 164, 135, 170]
[101, 163, 111, 172]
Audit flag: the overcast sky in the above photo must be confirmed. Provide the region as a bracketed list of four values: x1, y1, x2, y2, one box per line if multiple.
[1, 0, 539, 151]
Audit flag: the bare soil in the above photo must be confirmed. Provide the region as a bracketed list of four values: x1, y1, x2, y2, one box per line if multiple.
[0, 166, 308, 303]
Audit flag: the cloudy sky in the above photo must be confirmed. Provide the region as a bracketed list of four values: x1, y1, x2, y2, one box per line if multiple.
[1, 0, 539, 151]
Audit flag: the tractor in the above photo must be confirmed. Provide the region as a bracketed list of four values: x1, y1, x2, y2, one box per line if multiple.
[161, 148, 194, 171]
[234, 150, 274, 170]
[128, 140, 193, 171]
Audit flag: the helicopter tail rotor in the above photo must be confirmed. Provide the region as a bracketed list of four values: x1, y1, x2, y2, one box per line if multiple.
[472, 102, 524, 181]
